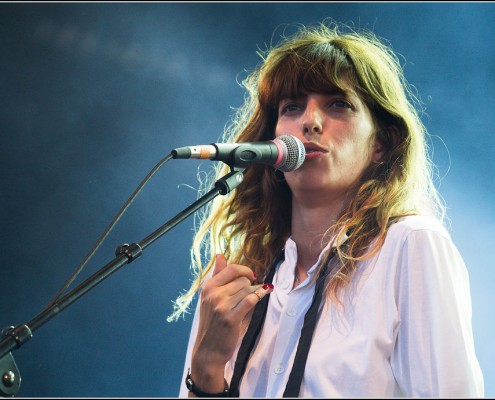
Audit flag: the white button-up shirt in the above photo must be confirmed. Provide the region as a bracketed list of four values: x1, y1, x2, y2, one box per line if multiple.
[179, 215, 484, 397]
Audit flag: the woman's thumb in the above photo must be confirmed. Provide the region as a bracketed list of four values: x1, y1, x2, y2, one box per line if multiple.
[212, 253, 227, 276]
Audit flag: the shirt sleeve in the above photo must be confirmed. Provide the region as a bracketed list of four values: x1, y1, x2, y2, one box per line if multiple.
[391, 226, 484, 397]
[178, 297, 202, 398]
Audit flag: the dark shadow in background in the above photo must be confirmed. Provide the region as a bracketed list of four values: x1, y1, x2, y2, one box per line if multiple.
[0, 2, 493, 397]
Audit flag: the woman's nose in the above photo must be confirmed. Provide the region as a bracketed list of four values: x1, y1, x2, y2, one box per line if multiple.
[302, 107, 323, 135]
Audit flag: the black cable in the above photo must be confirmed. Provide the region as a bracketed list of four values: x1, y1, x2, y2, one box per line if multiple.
[42, 153, 174, 311]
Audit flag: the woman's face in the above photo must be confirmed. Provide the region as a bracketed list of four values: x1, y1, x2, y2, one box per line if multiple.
[274, 88, 384, 205]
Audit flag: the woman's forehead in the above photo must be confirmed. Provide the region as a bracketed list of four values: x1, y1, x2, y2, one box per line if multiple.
[268, 63, 355, 100]
[275, 79, 360, 104]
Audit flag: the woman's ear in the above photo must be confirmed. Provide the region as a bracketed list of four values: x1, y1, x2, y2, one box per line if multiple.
[372, 125, 400, 163]
[372, 138, 386, 163]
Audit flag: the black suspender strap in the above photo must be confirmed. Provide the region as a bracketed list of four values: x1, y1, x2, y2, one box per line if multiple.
[228, 248, 337, 397]
[282, 250, 335, 397]
[228, 250, 283, 397]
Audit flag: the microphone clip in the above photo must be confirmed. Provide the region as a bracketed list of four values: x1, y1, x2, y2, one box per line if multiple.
[214, 167, 245, 195]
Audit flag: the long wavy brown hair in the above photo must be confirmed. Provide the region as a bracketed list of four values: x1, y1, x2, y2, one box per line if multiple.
[168, 21, 445, 322]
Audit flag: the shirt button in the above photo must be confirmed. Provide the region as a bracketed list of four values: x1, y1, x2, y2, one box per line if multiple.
[274, 365, 285, 374]
[287, 308, 297, 317]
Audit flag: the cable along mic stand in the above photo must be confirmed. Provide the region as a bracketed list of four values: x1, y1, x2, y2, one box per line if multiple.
[0, 166, 245, 397]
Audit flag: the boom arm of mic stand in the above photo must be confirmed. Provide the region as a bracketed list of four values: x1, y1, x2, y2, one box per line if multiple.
[0, 167, 245, 397]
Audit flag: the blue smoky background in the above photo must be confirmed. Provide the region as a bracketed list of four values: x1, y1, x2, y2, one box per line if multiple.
[0, 2, 493, 397]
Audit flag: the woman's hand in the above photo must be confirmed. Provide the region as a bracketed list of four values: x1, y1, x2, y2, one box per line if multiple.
[189, 254, 274, 394]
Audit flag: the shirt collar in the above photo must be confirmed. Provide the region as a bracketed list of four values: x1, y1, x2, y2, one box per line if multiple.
[282, 230, 348, 282]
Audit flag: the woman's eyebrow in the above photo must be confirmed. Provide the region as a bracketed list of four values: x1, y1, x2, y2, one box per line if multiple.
[328, 87, 356, 97]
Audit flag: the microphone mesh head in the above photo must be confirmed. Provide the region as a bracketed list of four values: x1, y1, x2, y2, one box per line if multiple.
[274, 135, 306, 172]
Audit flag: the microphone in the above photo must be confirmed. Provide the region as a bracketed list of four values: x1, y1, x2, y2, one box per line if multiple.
[171, 134, 306, 172]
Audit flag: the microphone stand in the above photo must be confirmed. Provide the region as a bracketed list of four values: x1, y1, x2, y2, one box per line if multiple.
[0, 166, 245, 397]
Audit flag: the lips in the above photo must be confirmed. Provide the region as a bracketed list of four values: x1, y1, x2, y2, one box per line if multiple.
[301, 141, 328, 161]
[303, 142, 328, 154]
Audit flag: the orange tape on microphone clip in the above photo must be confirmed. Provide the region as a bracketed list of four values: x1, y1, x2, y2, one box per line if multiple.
[199, 147, 212, 159]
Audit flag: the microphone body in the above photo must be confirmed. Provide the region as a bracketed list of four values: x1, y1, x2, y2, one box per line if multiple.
[172, 135, 305, 172]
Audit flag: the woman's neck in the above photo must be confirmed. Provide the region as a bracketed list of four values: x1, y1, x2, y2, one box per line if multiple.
[290, 201, 342, 272]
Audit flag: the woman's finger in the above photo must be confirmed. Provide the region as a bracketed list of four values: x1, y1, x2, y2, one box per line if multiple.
[210, 258, 256, 286]
[232, 283, 275, 313]
[212, 254, 228, 277]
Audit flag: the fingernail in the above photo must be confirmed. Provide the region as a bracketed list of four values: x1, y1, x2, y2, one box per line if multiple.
[262, 283, 274, 290]
[253, 271, 257, 279]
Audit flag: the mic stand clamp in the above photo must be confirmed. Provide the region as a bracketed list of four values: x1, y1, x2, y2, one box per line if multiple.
[115, 243, 143, 262]
[0, 326, 26, 397]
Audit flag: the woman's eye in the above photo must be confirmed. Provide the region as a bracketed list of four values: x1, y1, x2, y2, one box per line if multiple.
[280, 103, 301, 114]
[331, 99, 352, 109]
